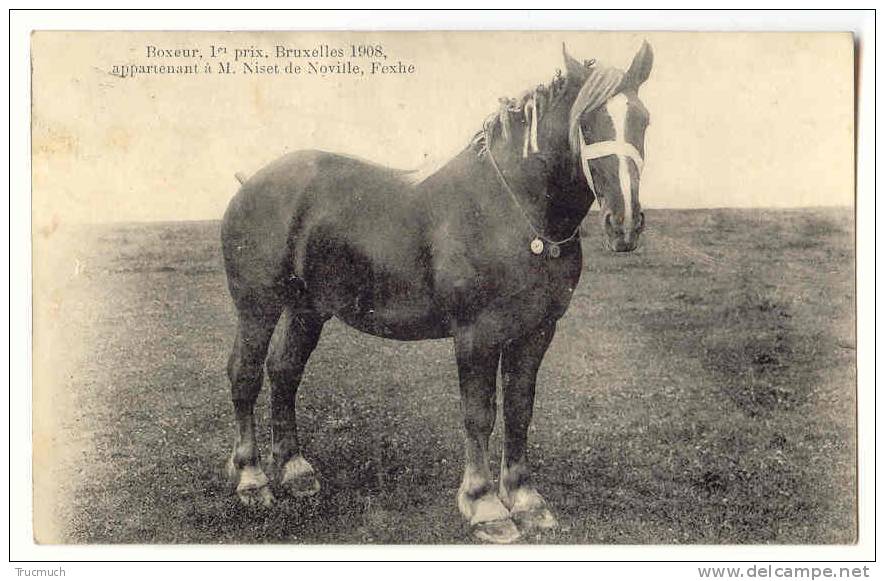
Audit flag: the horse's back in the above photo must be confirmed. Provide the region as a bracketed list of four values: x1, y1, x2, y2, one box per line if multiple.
[221, 150, 439, 332]
[224, 149, 418, 238]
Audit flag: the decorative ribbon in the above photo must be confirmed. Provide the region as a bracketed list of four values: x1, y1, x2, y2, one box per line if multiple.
[578, 127, 644, 192]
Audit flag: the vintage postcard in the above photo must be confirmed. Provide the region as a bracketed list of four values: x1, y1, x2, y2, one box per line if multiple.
[30, 30, 856, 548]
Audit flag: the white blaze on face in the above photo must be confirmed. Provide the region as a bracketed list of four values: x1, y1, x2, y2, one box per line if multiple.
[604, 94, 634, 225]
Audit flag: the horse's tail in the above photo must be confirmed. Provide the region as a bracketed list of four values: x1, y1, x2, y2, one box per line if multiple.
[234, 172, 248, 185]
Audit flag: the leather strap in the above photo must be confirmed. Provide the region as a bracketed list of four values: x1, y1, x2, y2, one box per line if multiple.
[578, 127, 644, 192]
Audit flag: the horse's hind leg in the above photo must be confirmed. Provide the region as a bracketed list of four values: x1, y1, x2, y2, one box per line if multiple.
[499, 321, 558, 532]
[453, 328, 520, 544]
[266, 308, 326, 498]
[226, 307, 281, 508]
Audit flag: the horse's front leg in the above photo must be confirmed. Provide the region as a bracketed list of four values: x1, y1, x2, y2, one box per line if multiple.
[453, 328, 520, 544]
[499, 321, 558, 532]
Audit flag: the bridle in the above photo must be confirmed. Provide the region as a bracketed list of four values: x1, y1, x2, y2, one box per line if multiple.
[578, 126, 645, 195]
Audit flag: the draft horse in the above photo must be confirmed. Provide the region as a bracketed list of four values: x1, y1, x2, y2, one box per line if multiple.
[221, 42, 653, 543]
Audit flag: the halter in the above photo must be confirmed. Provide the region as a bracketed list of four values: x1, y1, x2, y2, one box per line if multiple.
[578, 127, 645, 193]
[483, 129, 580, 258]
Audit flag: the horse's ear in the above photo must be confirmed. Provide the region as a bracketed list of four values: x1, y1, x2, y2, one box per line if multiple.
[624, 40, 653, 89]
[562, 42, 586, 79]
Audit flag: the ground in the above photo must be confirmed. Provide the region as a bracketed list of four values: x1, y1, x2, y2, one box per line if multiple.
[36, 208, 855, 544]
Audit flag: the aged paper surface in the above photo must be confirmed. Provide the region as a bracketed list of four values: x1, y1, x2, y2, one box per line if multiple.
[32, 31, 855, 545]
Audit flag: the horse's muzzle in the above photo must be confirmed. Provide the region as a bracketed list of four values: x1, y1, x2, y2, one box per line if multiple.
[602, 211, 643, 253]
[609, 238, 639, 252]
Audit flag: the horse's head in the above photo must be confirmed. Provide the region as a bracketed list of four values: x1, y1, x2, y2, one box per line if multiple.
[468, 43, 652, 253]
[565, 42, 653, 252]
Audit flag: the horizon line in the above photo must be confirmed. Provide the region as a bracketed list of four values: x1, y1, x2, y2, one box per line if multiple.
[58, 204, 855, 228]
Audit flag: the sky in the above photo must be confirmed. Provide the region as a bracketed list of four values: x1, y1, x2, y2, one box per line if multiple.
[31, 31, 854, 225]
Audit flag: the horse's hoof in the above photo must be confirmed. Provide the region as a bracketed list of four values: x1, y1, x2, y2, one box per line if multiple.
[512, 506, 558, 532]
[234, 464, 274, 508]
[279, 455, 321, 498]
[280, 455, 320, 498]
[502, 486, 558, 532]
[283, 474, 320, 498]
[472, 519, 522, 544]
[236, 484, 275, 508]
[287, 477, 320, 498]
[460, 490, 521, 543]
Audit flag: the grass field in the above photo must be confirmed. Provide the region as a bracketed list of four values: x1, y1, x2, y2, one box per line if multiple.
[34, 208, 855, 544]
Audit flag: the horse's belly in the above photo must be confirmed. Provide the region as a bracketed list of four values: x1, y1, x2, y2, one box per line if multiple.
[335, 304, 450, 341]
[303, 236, 450, 340]
[322, 277, 449, 340]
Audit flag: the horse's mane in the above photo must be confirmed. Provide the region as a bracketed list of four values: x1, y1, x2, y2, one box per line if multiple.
[403, 61, 625, 186]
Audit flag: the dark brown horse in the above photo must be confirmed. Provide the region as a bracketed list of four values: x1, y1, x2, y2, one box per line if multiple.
[221, 42, 653, 543]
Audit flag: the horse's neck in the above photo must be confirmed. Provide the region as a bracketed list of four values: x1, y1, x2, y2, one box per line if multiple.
[415, 142, 589, 241]
[486, 144, 589, 241]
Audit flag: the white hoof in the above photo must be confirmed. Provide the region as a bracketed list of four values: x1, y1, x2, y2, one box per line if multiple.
[504, 487, 558, 532]
[235, 465, 275, 508]
[472, 518, 521, 544]
[279, 455, 321, 498]
[512, 506, 558, 531]
[459, 490, 522, 544]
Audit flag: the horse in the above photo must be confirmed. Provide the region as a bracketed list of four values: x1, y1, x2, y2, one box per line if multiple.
[221, 42, 653, 543]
